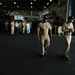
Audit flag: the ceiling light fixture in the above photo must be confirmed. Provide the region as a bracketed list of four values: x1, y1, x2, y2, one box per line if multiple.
[34, 0, 36, 1]
[50, 0, 52, 2]
[17, 6, 19, 8]
[44, 6, 46, 8]
[47, 3, 49, 5]
[31, 6, 33, 8]
[14, 2, 16, 4]
[0, 3, 2, 5]
[30, 2, 33, 5]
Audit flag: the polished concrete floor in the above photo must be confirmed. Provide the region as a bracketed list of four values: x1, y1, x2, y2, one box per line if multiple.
[0, 32, 75, 75]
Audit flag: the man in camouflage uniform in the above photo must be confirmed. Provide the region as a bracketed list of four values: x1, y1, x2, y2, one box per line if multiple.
[36, 18, 52, 57]
[62, 16, 74, 61]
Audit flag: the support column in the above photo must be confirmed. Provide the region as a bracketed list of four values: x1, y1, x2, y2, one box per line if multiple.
[69, 0, 75, 17]
[69, 0, 75, 35]
[66, 0, 69, 21]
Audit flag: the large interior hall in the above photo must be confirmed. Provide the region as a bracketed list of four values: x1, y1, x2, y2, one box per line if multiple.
[0, 0, 75, 75]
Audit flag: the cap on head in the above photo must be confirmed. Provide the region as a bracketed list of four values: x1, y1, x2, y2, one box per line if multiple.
[43, 16, 48, 20]
[68, 16, 74, 20]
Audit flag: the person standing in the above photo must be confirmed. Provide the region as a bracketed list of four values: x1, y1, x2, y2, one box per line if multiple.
[22, 18, 27, 34]
[15, 21, 19, 34]
[58, 26, 63, 36]
[62, 16, 74, 61]
[26, 20, 31, 34]
[36, 18, 52, 57]
[4, 20, 9, 31]
[10, 19, 15, 35]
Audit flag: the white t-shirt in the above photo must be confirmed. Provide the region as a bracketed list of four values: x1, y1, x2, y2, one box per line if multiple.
[26, 23, 31, 29]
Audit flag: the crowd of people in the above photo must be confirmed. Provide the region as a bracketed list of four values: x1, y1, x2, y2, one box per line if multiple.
[3, 16, 75, 61]
[4, 18, 32, 35]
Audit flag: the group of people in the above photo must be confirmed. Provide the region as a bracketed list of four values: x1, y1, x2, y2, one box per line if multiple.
[4, 19, 32, 35]
[36, 16, 74, 61]
[4, 16, 74, 61]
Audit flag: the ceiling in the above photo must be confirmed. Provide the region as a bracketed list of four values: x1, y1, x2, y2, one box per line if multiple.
[0, 0, 57, 18]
